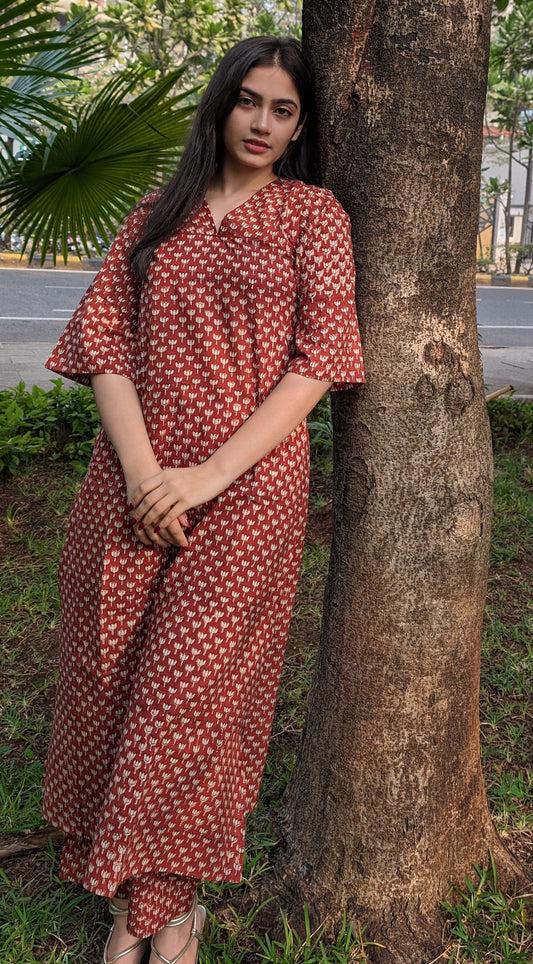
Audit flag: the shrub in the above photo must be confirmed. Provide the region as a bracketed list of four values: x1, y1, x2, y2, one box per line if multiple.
[0, 385, 531, 483]
[0, 380, 100, 479]
[487, 397, 533, 448]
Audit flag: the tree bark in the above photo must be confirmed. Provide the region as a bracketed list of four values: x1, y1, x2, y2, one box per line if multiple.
[273, 2, 529, 961]
[504, 112, 516, 274]
[516, 146, 533, 274]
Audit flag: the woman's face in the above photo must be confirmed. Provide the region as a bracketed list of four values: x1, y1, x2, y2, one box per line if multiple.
[222, 65, 304, 178]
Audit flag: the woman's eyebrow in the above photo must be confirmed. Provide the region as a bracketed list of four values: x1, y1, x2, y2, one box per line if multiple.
[240, 86, 299, 109]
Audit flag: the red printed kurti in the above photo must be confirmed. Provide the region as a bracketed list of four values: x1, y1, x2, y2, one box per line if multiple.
[42, 178, 365, 896]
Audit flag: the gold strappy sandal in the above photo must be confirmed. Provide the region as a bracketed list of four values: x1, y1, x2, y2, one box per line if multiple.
[103, 898, 148, 964]
[150, 894, 207, 964]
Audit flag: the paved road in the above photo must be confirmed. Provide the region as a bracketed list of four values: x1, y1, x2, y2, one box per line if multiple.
[476, 287, 533, 348]
[0, 268, 532, 397]
[476, 286, 533, 398]
[0, 268, 94, 391]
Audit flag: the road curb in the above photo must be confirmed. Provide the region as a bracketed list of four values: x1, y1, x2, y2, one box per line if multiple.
[0, 252, 104, 270]
[476, 273, 531, 286]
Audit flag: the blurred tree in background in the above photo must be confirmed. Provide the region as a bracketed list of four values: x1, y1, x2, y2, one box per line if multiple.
[485, 0, 533, 272]
[0, 0, 300, 261]
[67, 0, 301, 86]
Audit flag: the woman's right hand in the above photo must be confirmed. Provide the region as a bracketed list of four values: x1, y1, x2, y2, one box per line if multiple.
[126, 472, 191, 549]
[89, 375, 190, 549]
[127, 461, 226, 543]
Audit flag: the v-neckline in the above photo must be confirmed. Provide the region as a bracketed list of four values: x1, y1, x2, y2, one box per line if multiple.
[203, 177, 280, 234]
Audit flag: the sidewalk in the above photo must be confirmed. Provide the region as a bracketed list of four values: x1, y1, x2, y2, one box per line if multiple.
[480, 347, 533, 401]
[1, 344, 531, 399]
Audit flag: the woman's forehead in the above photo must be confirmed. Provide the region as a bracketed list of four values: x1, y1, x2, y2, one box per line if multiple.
[240, 65, 301, 104]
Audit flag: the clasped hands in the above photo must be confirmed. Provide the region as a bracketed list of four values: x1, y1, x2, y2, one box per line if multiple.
[127, 463, 222, 549]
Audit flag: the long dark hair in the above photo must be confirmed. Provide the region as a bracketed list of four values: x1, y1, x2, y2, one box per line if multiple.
[130, 36, 317, 281]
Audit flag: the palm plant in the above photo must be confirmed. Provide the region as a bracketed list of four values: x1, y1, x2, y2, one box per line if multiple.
[0, 0, 196, 262]
[0, 0, 102, 144]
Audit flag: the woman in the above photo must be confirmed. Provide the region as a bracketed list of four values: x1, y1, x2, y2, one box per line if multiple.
[42, 35, 365, 964]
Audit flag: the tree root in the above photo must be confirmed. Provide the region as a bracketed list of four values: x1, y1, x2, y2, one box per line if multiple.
[0, 825, 63, 858]
[256, 835, 532, 964]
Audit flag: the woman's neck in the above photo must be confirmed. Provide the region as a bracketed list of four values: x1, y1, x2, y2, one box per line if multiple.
[206, 165, 277, 201]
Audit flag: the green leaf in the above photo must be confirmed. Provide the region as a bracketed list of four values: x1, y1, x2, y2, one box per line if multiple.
[0, 4, 104, 143]
[0, 68, 196, 262]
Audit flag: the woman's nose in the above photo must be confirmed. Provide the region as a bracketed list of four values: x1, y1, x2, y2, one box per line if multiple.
[252, 109, 270, 133]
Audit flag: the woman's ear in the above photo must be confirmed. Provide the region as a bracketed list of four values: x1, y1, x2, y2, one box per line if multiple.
[291, 113, 307, 142]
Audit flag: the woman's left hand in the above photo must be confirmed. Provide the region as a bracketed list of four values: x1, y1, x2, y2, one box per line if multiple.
[129, 463, 223, 538]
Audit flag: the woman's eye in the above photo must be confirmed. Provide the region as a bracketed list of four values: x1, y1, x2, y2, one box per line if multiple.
[238, 95, 255, 107]
[275, 107, 293, 117]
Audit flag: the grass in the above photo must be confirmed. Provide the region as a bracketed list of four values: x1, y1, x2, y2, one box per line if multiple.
[0, 468, 72, 845]
[252, 909, 382, 962]
[0, 847, 106, 964]
[292, 543, 330, 621]
[0, 416, 531, 961]
[479, 446, 533, 847]
[442, 857, 533, 963]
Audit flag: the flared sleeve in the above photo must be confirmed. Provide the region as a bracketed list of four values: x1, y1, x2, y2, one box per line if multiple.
[288, 191, 365, 391]
[45, 199, 153, 386]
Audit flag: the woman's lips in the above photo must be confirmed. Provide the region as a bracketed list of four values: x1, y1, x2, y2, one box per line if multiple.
[243, 139, 269, 154]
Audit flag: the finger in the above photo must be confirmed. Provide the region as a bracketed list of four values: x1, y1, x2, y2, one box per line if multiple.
[156, 519, 189, 548]
[128, 472, 165, 510]
[148, 531, 175, 548]
[132, 492, 177, 528]
[133, 525, 152, 546]
[153, 504, 191, 533]
[139, 496, 192, 532]
[132, 517, 171, 547]
[138, 523, 176, 548]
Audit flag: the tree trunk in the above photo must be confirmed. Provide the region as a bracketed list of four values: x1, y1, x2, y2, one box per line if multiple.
[273, 1, 529, 961]
[520, 148, 533, 247]
[504, 116, 516, 273]
[516, 147, 533, 274]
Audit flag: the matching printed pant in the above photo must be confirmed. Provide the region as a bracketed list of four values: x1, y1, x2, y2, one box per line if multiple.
[60, 833, 198, 939]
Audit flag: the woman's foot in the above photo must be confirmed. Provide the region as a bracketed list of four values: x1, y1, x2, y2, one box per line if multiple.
[104, 898, 148, 964]
[149, 898, 206, 964]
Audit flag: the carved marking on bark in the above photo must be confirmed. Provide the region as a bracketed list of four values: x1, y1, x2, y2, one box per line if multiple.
[445, 497, 483, 547]
[364, 77, 394, 128]
[416, 338, 477, 416]
[444, 374, 475, 416]
[414, 374, 437, 402]
[341, 456, 375, 528]
[424, 340, 461, 369]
